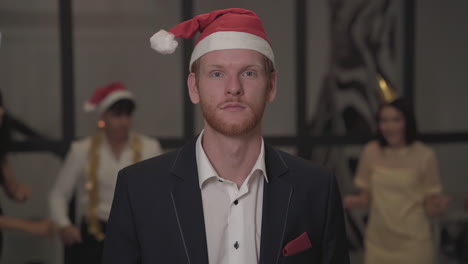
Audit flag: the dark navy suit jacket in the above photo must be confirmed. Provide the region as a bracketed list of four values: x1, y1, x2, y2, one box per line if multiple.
[102, 139, 350, 264]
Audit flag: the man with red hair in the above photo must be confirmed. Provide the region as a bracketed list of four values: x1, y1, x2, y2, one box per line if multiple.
[104, 9, 349, 264]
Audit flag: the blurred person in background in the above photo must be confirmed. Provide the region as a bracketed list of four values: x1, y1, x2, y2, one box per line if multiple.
[49, 82, 163, 264]
[344, 98, 451, 264]
[0, 90, 55, 256]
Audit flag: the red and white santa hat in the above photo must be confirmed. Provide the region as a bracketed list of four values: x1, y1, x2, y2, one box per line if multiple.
[149, 8, 275, 70]
[83, 82, 134, 114]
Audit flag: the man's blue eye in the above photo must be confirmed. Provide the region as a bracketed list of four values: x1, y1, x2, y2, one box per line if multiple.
[243, 71, 256, 77]
[211, 72, 223, 77]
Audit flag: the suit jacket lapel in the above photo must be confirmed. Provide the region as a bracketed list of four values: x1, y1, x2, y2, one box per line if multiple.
[170, 139, 209, 264]
[259, 145, 293, 264]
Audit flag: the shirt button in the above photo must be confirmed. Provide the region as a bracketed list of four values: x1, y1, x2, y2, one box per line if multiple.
[234, 241, 239, 249]
[233, 199, 238, 205]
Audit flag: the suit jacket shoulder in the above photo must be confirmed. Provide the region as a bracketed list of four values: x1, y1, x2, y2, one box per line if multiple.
[267, 146, 333, 186]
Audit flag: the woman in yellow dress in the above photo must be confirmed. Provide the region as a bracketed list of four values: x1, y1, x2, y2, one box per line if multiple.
[344, 98, 450, 264]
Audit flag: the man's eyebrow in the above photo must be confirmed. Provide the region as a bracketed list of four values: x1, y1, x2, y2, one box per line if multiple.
[204, 64, 224, 69]
[205, 63, 263, 69]
[242, 64, 262, 69]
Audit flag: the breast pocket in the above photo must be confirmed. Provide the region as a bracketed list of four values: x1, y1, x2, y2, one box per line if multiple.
[280, 246, 319, 264]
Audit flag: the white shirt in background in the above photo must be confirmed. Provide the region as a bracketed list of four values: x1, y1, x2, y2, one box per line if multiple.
[49, 133, 163, 228]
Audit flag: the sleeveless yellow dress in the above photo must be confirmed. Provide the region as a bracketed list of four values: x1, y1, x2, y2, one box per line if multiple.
[355, 141, 442, 264]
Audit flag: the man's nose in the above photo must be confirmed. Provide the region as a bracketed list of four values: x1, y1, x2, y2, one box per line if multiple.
[225, 76, 243, 96]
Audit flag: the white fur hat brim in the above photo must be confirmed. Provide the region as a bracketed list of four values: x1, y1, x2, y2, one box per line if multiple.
[84, 90, 134, 115]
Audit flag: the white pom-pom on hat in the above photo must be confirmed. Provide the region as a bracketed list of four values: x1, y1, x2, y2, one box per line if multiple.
[83, 101, 96, 112]
[150, 30, 178, 54]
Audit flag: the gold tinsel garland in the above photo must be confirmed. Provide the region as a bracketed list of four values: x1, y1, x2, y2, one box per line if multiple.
[86, 129, 142, 241]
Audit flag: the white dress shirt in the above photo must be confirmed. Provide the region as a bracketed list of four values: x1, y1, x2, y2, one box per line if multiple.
[196, 132, 268, 264]
[49, 133, 163, 228]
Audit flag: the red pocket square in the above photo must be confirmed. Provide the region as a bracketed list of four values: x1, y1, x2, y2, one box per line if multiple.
[282, 232, 312, 256]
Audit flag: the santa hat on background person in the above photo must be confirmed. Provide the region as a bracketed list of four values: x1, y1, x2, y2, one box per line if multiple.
[83, 82, 134, 115]
[149, 8, 275, 70]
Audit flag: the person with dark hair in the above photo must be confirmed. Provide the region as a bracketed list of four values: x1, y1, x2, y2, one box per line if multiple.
[0, 90, 55, 255]
[103, 8, 349, 264]
[49, 83, 163, 264]
[344, 98, 450, 264]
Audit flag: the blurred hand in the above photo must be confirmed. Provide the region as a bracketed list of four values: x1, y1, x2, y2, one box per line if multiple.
[59, 225, 82, 246]
[27, 219, 56, 236]
[425, 194, 451, 216]
[11, 183, 31, 202]
[343, 195, 361, 209]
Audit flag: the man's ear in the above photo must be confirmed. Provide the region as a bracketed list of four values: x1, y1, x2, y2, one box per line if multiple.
[187, 72, 200, 104]
[266, 71, 278, 103]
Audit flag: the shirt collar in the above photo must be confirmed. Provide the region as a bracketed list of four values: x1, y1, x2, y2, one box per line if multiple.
[195, 130, 268, 189]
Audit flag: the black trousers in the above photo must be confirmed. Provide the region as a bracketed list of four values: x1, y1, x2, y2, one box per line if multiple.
[65, 220, 107, 264]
